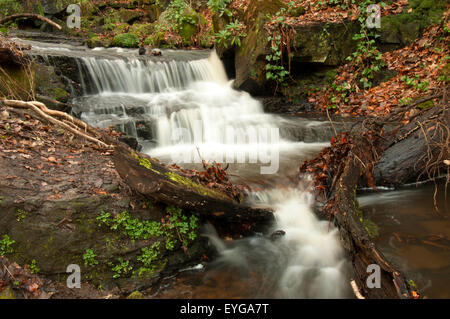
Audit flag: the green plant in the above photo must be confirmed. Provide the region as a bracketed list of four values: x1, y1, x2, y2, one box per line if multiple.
[15, 208, 28, 222]
[207, 0, 232, 17]
[83, 249, 99, 267]
[214, 20, 246, 48]
[165, 206, 198, 249]
[401, 75, 429, 91]
[265, 34, 290, 91]
[29, 259, 40, 274]
[164, 0, 196, 31]
[264, 3, 296, 92]
[137, 242, 160, 267]
[0, 234, 15, 255]
[344, 0, 386, 89]
[111, 258, 132, 279]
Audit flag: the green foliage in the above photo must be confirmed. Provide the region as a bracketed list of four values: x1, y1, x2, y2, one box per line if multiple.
[0, 234, 15, 256]
[264, 3, 296, 92]
[29, 259, 40, 274]
[207, 0, 232, 17]
[399, 97, 413, 106]
[83, 249, 99, 267]
[164, 0, 196, 31]
[136, 242, 161, 276]
[96, 206, 198, 250]
[214, 20, 246, 48]
[401, 75, 429, 91]
[137, 242, 160, 267]
[111, 258, 132, 278]
[165, 206, 199, 249]
[265, 35, 289, 89]
[326, 0, 386, 108]
[344, 0, 386, 89]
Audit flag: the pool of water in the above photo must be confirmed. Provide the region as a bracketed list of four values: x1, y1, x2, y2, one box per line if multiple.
[358, 182, 449, 298]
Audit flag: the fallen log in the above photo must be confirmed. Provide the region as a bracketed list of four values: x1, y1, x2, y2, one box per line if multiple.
[331, 157, 412, 299]
[0, 14, 61, 30]
[113, 144, 275, 232]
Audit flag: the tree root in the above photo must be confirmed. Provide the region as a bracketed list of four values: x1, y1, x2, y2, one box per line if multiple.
[0, 99, 113, 149]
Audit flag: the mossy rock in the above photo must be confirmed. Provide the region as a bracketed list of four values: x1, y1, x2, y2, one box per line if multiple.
[118, 8, 143, 24]
[380, 0, 445, 46]
[87, 36, 112, 48]
[179, 22, 197, 46]
[112, 33, 140, 48]
[289, 5, 306, 17]
[144, 30, 165, 47]
[129, 23, 154, 38]
[233, 0, 286, 93]
[34, 64, 70, 103]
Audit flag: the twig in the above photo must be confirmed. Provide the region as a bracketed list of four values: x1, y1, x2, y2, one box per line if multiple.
[1, 99, 112, 149]
[350, 280, 365, 299]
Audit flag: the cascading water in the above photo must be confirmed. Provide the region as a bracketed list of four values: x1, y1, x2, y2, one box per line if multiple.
[70, 49, 350, 298]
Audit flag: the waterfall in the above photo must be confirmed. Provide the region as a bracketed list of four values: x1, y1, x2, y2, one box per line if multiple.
[71, 49, 349, 298]
[79, 52, 227, 94]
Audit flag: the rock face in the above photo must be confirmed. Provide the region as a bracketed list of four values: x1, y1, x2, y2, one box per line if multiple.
[379, 0, 446, 50]
[292, 21, 360, 66]
[231, 0, 285, 95]
[0, 109, 206, 294]
[231, 0, 445, 96]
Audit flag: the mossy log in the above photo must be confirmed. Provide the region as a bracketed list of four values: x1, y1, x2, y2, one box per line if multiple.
[113, 145, 275, 230]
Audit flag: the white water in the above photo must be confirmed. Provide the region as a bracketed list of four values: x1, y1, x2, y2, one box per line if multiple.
[73, 50, 349, 298]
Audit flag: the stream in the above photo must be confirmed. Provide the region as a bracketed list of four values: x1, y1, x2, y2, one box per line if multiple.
[19, 40, 449, 299]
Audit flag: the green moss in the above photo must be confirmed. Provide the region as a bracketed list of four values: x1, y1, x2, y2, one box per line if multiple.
[362, 218, 380, 239]
[179, 22, 197, 46]
[127, 291, 144, 299]
[0, 0, 23, 16]
[50, 87, 70, 102]
[87, 36, 112, 48]
[165, 171, 230, 200]
[354, 193, 379, 239]
[112, 33, 140, 48]
[118, 8, 142, 24]
[416, 100, 434, 110]
[380, 0, 445, 45]
[129, 23, 154, 38]
[0, 287, 15, 299]
[289, 6, 305, 17]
